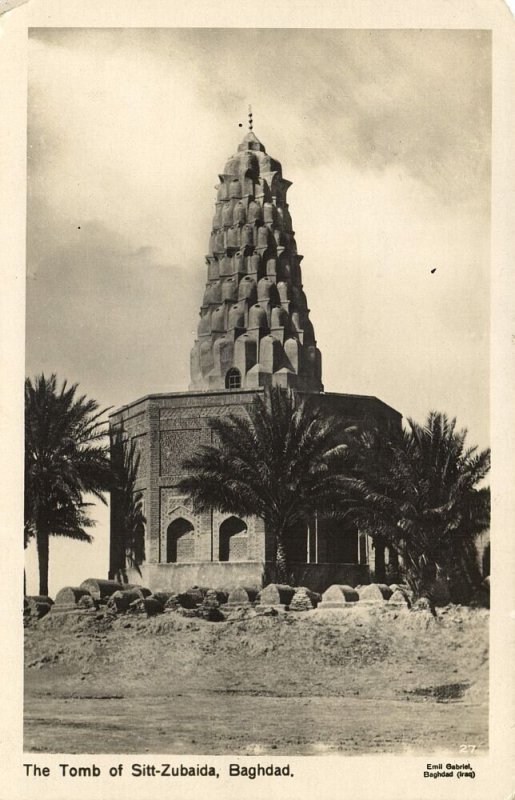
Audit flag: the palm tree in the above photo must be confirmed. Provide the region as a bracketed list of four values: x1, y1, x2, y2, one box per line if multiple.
[109, 434, 146, 583]
[178, 387, 354, 582]
[347, 412, 490, 604]
[25, 374, 113, 595]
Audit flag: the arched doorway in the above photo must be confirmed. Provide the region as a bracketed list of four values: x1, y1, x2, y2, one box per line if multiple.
[219, 516, 248, 561]
[167, 517, 195, 563]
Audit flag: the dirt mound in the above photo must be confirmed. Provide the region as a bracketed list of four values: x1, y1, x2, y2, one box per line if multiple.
[24, 603, 489, 753]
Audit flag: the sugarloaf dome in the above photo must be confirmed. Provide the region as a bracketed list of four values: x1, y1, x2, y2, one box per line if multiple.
[190, 130, 322, 393]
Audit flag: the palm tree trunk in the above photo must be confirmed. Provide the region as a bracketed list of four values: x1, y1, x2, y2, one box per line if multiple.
[374, 538, 386, 582]
[275, 536, 288, 584]
[404, 549, 437, 612]
[387, 546, 400, 582]
[36, 527, 50, 597]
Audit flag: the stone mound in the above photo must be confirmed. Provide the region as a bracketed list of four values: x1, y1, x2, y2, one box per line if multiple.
[79, 579, 122, 600]
[143, 596, 165, 617]
[176, 586, 207, 609]
[199, 605, 225, 622]
[412, 597, 434, 613]
[258, 583, 295, 608]
[289, 587, 320, 611]
[225, 587, 257, 608]
[194, 590, 226, 621]
[358, 583, 392, 603]
[163, 594, 181, 612]
[319, 584, 359, 609]
[107, 588, 146, 613]
[77, 594, 98, 610]
[26, 595, 54, 606]
[54, 587, 93, 607]
[24, 597, 53, 619]
[388, 589, 410, 607]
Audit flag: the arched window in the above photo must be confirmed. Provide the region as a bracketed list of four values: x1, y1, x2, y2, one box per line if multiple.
[225, 367, 241, 390]
[166, 517, 195, 563]
[132, 522, 146, 567]
[219, 516, 248, 562]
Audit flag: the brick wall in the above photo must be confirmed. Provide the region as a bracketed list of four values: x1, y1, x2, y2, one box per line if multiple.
[109, 387, 401, 584]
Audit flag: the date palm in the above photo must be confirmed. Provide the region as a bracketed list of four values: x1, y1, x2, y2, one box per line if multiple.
[109, 434, 146, 583]
[25, 374, 112, 595]
[347, 412, 490, 604]
[178, 387, 354, 582]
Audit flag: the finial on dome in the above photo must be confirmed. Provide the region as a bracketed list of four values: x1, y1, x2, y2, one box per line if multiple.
[237, 108, 265, 152]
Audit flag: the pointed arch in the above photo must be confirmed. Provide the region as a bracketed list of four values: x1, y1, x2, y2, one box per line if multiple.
[219, 516, 248, 561]
[167, 517, 195, 563]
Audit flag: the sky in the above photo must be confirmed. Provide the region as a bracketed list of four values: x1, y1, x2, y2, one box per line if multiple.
[25, 28, 491, 596]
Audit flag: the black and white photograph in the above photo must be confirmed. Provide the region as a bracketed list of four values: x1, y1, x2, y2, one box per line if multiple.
[2, 2, 514, 799]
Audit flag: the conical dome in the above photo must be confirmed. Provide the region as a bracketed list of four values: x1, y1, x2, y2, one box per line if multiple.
[237, 131, 266, 152]
[189, 130, 323, 393]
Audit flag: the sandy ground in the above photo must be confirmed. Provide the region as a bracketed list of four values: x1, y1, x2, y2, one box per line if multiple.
[24, 604, 489, 755]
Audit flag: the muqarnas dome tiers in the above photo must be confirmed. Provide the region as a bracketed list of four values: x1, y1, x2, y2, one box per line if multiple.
[190, 131, 323, 393]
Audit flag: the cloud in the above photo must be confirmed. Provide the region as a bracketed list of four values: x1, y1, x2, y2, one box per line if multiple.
[294, 159, 489, 442]
[26, 198, 199, 409]
[158, 28, 491, 205]
[29, 28, 491, 203]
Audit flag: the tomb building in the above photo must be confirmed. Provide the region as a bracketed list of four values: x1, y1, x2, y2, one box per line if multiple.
[109, 127, 401, 593]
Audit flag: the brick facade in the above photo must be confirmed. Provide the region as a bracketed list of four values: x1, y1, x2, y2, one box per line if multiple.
[109, 388, 401, 591]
